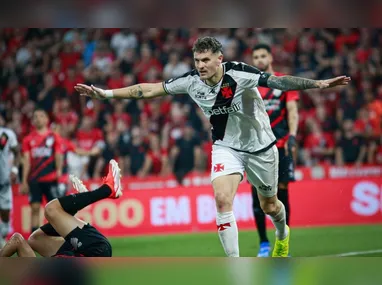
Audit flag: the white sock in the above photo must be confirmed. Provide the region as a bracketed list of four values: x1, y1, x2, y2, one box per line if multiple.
[269, 201, 288, 240]
[216, 211, 239, 257]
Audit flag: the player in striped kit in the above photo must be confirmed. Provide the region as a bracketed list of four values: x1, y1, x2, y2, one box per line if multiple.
[251, 43, 299, 257]
[21, 108, 64, 234]
[75, 36, 350, 257]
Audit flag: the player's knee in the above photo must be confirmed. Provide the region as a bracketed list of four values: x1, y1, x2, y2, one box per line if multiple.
[10, 232, 25, 244]
[215, 192, 233, 210]
[261, 201, 278, 216]
[28, 229, 41, 248]
[30, 203, 41, 215]
[44, 199, 60, 220]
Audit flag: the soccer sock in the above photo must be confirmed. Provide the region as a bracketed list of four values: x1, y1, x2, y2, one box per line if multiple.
[252, 186, 269, 243]
[58, 185, 112, 214]
[216, 211, 239, 257]
[277, 188, 290, 225]
[254, 208, 269, 243]
[269, 201, 288, 240]
[40, 223, 60, 237]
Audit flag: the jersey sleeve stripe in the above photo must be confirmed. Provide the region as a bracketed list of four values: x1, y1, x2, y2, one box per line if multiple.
[162, 81, 171, 94]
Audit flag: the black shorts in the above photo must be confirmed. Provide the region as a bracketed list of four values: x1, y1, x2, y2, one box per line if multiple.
[278, 148, 295, 183]
[54, 224, 112, 257]
[29, 181, 59, 204]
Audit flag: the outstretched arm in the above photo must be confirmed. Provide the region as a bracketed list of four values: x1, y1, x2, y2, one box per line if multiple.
[267, 75, 351, 91]
[74, 82, 167, 100]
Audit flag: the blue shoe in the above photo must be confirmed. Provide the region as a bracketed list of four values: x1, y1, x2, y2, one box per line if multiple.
[257, 241, 271, 257]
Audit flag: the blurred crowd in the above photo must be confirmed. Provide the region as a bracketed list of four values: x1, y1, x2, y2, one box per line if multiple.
[1, 28, 382, 182]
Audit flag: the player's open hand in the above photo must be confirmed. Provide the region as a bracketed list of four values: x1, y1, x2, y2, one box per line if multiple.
[74, 84, 107, 100]
[317, 76, 351, 89]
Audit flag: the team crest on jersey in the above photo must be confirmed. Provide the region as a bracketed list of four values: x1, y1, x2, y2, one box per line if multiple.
[273, 89, 283, 97]
[45, 136, 54, 147]
[0, 132, 9, 150]
[221, 86, 233, 99]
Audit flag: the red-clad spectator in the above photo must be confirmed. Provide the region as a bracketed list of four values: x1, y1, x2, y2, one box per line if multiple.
[1, 76, 28, 102]
[107, 66, 124, 89]
[134, 44, 163, 83]
[63, 65, 85, 96]
[75, 115, 105, 151]
[353, 106, 374, 138]
[364, 91, 382, 139]
[335, 28, 359, 53]
[6, 28, 25, 55]
[59, 42, 82, 72]
[303, 119, 336, 166]
[138, 133, 170, 177]
[53, 98, 79, 136]
[49, 58, 65, 87]
[111, 101, 131, 130]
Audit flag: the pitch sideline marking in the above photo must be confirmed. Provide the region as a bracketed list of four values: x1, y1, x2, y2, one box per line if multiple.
[318, 249, 382, 257]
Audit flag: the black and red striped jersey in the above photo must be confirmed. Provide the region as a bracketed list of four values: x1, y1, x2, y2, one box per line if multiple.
[22, 130, 63, 182]
[258, 72, 299, 148]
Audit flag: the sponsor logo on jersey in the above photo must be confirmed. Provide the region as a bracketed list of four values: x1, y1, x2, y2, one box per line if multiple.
[202, 102, 241, 116]
[32, 147, 53, 158]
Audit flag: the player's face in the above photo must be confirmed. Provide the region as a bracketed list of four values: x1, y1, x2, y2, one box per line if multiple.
[193, 50, 223, 80]
[32, 110, 49, 129]
[252, 48, 272, 72]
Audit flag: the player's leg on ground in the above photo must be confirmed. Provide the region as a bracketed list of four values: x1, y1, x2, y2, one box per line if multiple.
[45, 159, 121, 238]
[212, 174, 242, 257]
[0, 233, 36, 257]
[277, 182, 290, 225]
[44, 200, 88, 239]
[28, 227, 65, 257]
[251, 185, 271, 257]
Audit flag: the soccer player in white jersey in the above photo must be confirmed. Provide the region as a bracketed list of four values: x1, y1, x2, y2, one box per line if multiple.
[75, 36, 350, 257]
[0, 113, 20, 248]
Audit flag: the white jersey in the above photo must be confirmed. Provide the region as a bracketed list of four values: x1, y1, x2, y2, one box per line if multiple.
[0, 127, 18, 184]
[163, 61, 276, 153]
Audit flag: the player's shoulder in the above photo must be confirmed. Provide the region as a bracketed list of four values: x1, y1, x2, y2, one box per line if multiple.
[224, 61, 260, 72]
[22, 131, 35, 142]
[165, 69, 199, 83]
[224, 61, 262, 76]
[0, 126, 16, 136]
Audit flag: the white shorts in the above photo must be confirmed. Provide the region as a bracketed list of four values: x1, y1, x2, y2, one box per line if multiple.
[210, 144, 279, 198]
[0, 183, 12, 210]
